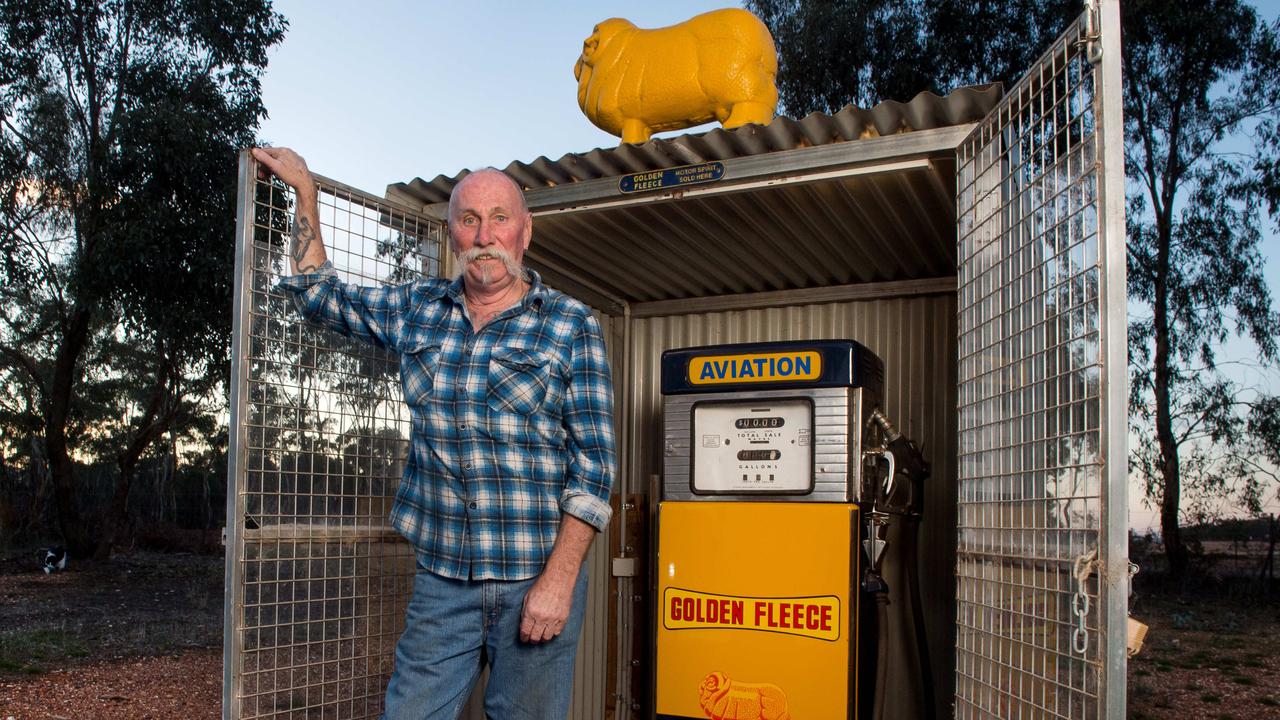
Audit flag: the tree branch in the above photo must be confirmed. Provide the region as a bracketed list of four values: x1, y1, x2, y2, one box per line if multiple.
[1124, 51, 1167, 217]
[0, 343, 46, 398]
[102, 0, 132, 150]
[1179, 99, 1280, 169]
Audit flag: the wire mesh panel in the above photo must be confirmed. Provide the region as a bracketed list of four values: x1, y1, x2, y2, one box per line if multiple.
[225, 152, 444, 720]
[954, 3, 1127, 718]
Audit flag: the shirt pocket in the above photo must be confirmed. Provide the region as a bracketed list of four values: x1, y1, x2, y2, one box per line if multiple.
[399, 341, 442, 406]
[487, 347, 551, 415]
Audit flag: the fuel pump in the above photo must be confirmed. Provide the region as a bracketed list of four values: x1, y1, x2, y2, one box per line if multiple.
[654, 340, 932, 720]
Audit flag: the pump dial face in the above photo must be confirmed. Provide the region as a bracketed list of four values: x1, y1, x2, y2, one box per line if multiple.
[691, 398, 813, 493]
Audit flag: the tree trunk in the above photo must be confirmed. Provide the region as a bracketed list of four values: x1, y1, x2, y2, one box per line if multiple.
[201, 469, 212, 530]
[1152, 206, 1187, 581]
[95, 362, 177, 560]
[0, 432, 11, 539]
[1261, 514, 1277, 599]
[96, 457, 138, 561]
[28, 435, 49, 535]
[165, 432, 177, 524]
[46, 304, 96, 558]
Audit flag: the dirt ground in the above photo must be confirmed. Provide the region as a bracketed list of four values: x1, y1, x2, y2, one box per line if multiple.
[0, 650, 220, 720]
[0, 546, 1277, 719]
[0, 549, 223, 720]
[1127, 586, 1280, 720]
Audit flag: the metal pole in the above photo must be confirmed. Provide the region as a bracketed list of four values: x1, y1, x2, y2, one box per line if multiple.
[223, 149, 256, 720]
[1094, 0, 1131, 716]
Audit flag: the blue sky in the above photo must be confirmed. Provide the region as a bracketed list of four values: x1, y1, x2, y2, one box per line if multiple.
[257, 1, 1280, 530]
[257, 1, 1280, 194]
[257, 1, 732, 194]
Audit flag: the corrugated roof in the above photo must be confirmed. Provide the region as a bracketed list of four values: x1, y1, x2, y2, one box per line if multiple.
[388, 84, 1002, 205]
[386, 85, 1001, 308]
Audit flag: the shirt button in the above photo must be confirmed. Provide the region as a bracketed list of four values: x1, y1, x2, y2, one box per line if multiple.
[468, 502, 477, 510]
[463, 462, 472, 470]
[458, 423, 466, 430]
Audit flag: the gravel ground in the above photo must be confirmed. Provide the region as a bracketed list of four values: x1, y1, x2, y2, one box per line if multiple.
[1127, 588, 1280, 719]
[0, 548, 224, 720]
[0, 649, 220, 720]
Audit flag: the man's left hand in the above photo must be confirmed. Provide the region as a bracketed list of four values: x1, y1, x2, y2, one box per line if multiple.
[520, 566, 577, 644]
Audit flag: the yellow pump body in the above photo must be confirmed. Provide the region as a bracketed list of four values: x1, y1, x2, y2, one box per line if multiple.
[574, 8, 779, 144]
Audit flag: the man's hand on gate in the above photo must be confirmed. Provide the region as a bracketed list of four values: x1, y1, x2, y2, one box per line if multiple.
[520, 566, 576, 644]
[252, 147, 317, 198]
[250, 146, 328, 274]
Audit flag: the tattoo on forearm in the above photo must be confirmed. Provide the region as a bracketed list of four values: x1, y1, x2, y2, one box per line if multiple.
[290, 216, 315, 264]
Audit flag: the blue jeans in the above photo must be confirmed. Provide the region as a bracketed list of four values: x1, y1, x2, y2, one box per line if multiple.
[382, 560, 590, 720]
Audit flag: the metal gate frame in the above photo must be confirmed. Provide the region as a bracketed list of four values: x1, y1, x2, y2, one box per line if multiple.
[953, 1, 1127, 717]
[224, 152, 443, 719]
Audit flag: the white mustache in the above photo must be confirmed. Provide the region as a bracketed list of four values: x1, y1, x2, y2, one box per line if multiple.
[455, 245, 522, 280]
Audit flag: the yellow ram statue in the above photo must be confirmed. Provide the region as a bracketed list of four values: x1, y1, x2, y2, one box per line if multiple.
[574, 8, 779, 144]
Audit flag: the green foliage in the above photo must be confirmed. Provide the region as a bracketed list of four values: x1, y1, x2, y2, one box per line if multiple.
[0, 0, 286, 553]
[743, 0, 1078, 114]
[1123, 0, 1280, 572]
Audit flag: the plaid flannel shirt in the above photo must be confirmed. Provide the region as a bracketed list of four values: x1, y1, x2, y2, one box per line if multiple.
[278, 264, 615, 580]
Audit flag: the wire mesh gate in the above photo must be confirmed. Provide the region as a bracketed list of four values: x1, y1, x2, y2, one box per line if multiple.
[225, 153, 444, 719]
[954, 2, 1127, 718]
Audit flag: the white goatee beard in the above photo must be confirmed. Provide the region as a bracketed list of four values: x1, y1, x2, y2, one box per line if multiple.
[454, 246, 523, 285]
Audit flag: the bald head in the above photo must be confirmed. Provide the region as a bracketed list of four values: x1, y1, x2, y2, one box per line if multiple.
[448, 168, 528, 224]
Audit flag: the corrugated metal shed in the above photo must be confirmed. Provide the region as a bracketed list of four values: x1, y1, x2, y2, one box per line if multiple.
[378, 84, 1002, 720]
[386, 85, 1001, 305]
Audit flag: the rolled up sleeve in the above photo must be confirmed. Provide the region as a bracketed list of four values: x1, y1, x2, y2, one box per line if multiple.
[559, 314, 616, 532]
[276, 261, 413, 351]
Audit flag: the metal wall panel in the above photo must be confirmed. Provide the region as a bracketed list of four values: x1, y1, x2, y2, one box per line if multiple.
[228, 156, 614, 719]
[953, 3, 1127, 717]
[620, 294, 958, 718]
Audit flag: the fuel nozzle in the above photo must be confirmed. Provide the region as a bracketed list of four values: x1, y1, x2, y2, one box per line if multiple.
[867, 408, 902, 443]
[866, 409, 930, 516]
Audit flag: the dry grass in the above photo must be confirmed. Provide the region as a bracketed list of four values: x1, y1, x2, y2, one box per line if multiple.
[1128, 581, 1280, 719]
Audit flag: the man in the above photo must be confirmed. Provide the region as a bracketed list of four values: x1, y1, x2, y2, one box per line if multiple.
[252, 147, 615, 719]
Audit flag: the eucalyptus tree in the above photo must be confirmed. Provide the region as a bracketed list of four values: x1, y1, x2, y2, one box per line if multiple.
[0, 0, 286, 556]
[1124, 0, 1280, 580]
[743, 0, 1078, 114]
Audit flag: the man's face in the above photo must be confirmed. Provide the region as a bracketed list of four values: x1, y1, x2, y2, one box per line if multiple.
[448, 171, 532, 291]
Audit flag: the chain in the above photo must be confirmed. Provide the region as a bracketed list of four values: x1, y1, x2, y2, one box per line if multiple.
[1072, 550, 1098, 655]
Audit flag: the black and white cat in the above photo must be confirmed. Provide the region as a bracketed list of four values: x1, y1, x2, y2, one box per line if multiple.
[41, 546, 67, 574]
